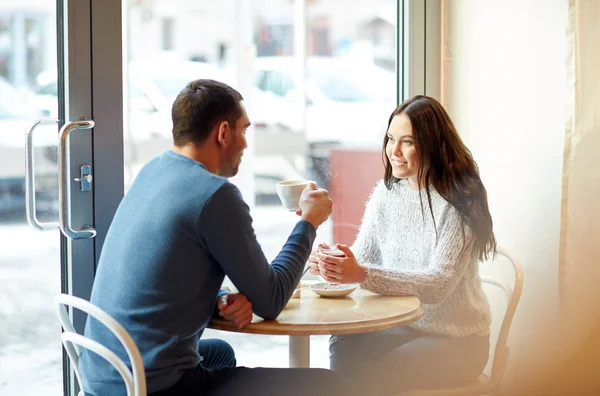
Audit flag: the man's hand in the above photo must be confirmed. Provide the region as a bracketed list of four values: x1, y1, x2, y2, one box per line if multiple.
[217, 293, 253, 329]
[296, 182, 333, 229]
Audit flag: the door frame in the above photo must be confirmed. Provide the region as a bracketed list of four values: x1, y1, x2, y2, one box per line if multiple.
[58, 0, 123, 394]
[60, 0, 124, 310]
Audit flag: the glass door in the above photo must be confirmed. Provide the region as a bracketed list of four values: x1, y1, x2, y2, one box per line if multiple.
[0, 3, 63, 394]
[0, 0, 120, 394]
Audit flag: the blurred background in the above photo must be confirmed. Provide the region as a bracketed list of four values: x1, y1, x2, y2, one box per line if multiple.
[1, 0, 599, 395]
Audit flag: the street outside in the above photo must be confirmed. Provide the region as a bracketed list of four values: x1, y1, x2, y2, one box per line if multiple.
[0, 204, 333, 395]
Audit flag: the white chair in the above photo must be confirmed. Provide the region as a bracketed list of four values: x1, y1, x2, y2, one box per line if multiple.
[55, 294, 147, 396]
[397, 247, 523, 396]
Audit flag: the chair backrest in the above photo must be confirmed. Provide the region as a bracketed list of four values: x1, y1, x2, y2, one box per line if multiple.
[481, 247, 523, 389]
[55, 294, 147, 396]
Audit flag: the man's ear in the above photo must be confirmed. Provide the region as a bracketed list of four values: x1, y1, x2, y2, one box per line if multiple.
[216, 121, 230, 147]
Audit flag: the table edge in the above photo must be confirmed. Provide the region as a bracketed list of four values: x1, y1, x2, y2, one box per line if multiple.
[208, 305, 424, 336]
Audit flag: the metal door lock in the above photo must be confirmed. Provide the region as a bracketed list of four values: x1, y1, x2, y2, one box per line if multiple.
[74, 165, 93, 192]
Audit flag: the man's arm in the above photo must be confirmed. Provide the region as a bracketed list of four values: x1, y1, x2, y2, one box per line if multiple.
[199, 183, 315, 320]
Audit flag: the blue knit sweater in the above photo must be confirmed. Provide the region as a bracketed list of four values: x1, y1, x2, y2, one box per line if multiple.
[79, 150, 315, 395]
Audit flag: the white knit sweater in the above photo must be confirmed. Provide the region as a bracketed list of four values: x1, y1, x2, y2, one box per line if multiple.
[355, 179, 491, 337]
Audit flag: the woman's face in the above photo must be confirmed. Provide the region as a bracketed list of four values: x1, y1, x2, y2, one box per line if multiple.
[385, 113, 420, 188]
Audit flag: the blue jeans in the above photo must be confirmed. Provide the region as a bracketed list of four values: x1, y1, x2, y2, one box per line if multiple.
[151, 339, 356, 396]
[330, 328, 490, 395]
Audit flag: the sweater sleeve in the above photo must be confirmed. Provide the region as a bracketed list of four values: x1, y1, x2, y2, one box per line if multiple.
[350, 181, 383, 266]
[361, 208, 475, 304]
[212, 289, 230, 318]
[198, 182, 316, 320]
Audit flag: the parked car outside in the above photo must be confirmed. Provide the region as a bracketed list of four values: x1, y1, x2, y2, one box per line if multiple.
[0, 76, 57, 221]
[29, 60, 303, 199]
[28, 57, 395, 200]
[253, 56, 396, 188]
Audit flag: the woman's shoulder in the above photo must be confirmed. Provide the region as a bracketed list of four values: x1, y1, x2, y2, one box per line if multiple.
[372, 179, 387, 194]
[367, 179, 399, 204]
[359, 180, 391, 217]
[432, 194, 470, 237]
[369, 178, 440, 205]
[366, 179, 454, 209]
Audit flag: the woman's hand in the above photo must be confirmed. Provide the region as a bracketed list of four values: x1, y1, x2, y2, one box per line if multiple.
[308, 242, 330, 275]
[317, 244, 366, 284]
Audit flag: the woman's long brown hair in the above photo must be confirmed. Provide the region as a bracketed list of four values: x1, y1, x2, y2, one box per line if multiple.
[382, 95, 496, 261]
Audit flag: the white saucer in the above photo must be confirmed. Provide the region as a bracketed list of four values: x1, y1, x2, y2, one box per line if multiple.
[308, 282, 358, 298]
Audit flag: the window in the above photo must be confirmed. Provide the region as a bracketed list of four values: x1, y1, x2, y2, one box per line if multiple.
[260, 70, 296, 97]
[0, 1, 439, 394]
[123, 0, 402, 368]
[161, 17, 175, 51]
[0, 76, 38, 118]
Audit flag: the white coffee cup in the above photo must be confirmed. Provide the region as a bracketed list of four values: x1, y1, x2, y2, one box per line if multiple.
[275, 180, 311, 211]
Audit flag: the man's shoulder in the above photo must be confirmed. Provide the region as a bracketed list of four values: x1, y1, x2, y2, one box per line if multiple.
[196, 182, 251, 230]
[134, 151, 231, 197]
[203, 181, 245, 210]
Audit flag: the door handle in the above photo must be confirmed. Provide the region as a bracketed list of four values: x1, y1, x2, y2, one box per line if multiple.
[25, 118, 60, 231]
[58, 120, 97, 239]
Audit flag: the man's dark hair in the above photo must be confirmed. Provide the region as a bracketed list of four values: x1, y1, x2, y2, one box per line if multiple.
[171, 79, 243, 146]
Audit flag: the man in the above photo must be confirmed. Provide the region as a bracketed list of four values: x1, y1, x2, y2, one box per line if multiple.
[79, 79, 354, 396]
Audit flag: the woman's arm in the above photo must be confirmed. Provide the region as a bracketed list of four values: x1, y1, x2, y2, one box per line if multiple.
[361, 211, 475, 304]
[350, 182, 383, 266]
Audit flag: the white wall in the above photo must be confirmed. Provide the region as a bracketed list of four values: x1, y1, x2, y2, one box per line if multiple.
[443, 0, 568, 388]
[562, 0, 600, 348]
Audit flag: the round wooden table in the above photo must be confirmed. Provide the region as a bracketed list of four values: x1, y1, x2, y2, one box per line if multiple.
[208, 286, 423, 368]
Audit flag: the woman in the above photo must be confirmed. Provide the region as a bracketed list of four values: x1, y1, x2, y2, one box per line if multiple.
[308, 95, 496, 395]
